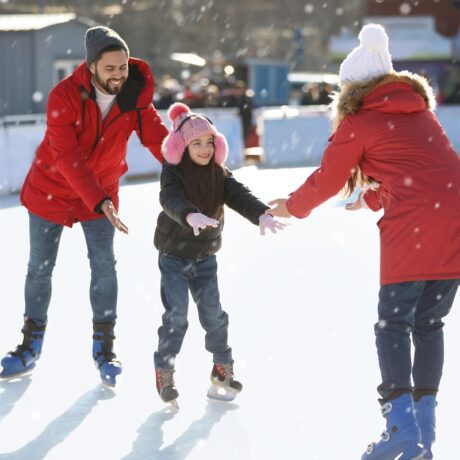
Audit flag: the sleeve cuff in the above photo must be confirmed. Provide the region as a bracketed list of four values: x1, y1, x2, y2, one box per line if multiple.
[94, 197, 111, 214]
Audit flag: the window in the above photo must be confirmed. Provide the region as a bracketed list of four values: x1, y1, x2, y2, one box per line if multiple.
[53, 60, 81, 85]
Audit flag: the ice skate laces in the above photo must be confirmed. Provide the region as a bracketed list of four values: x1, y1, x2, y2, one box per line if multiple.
[9, 331, 41, 364]
[93, 333, 118, 364]
[379, 402, 393, 442]
[9, 344, 35, 366]
[381, 402, 393, 417]
[156, 368, 175, 390]
[365, 401, 393, 454]
[215, 363, 233, 381]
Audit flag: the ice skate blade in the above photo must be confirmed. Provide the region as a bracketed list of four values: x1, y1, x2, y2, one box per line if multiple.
[100, 372, 122, 388]
[0, 363, 36, 380]
[207, 384, 239, 402]
[167, 399, 179, 410]
[98, 365, 122, 388]
[101, 379, 116, 388]
[410, 455, 425, 460]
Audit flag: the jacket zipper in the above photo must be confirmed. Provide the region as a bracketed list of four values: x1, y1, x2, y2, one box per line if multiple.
[86, 101, 144, 161]
[86, 110, 125, 160]
[87, 107, 101, 160]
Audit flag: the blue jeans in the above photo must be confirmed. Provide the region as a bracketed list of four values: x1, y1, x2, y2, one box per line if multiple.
[375, 279, 459, 400]
[25, 212, 117, 327]
[154, 254, 232, 369]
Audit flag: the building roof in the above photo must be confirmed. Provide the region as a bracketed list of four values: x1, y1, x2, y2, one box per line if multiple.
[0, 14, 93, 32]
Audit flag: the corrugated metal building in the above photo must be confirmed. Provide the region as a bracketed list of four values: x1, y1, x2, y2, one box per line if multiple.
[0, 14, 95, 116]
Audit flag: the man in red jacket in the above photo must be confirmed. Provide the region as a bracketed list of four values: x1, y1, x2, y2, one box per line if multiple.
[0, 26, 168, 386]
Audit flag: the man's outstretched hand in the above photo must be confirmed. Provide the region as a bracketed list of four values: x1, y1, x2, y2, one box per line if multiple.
[102, 200, 129, 234]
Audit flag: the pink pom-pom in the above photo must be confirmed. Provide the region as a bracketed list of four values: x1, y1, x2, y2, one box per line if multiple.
[167, 102, 190, 122]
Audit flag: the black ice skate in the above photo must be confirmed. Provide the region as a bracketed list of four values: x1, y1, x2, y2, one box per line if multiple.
[207, 362, 242, 402]
[156, 368, 179, 409]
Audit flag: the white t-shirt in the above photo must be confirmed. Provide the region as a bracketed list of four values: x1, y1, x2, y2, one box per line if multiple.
[93, 83, 116, 119]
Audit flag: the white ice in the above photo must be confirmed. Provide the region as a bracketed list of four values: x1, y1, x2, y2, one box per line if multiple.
[0, 166, 458, 459]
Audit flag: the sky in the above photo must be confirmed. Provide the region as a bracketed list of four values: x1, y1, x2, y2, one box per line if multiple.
[0, 166, 459, 459]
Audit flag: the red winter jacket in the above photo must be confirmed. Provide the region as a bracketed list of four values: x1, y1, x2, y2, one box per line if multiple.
[286, 73, 460, 285]
[20, 58, 168, 226]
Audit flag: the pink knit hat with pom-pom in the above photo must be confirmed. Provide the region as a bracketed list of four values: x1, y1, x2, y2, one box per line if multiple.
[162, 102, 228, 165]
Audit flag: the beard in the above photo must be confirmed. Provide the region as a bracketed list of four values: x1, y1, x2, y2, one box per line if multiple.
[94, 70, 127, 95]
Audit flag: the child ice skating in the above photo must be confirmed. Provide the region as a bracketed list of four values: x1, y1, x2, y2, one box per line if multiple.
[268, 24, 460, 459]
[153, 102, 285, 405]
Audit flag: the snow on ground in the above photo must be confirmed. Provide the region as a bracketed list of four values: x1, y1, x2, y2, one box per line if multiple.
[0, 166, 458, 460]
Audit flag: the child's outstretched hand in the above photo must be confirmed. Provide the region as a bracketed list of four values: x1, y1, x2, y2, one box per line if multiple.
[259, 214, 287, 236]
[266, 198, 293, 218]
[186, 212, 219, 236]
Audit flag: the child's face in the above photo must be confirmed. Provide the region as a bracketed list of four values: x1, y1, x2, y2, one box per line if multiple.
[188, 134, 215, 166]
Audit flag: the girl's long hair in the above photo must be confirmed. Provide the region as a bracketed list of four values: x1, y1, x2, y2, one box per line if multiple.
[179, 148, 225, 218]
[343, 166, 366, 197]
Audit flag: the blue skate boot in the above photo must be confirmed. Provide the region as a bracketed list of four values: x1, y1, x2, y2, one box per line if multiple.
[362, 393, 424, 460]
[0, 318, 46, 378]
[92, 323, 122, 387]
[414, 394, 436, 459]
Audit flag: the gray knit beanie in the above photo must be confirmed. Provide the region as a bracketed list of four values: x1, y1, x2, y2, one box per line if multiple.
[85, 26, 130, 66]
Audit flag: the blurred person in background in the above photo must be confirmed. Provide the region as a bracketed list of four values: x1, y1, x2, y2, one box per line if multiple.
[155, 75, 180, 110]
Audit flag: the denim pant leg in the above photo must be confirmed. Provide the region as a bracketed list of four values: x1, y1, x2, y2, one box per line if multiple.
[375, 281, 426, 400]
[24, 212, 64, 326]
[189, 256, 232, 364]
[412, 279, 459, 392]
[81, 217, 117, 324]
[154, 254, 190, 369]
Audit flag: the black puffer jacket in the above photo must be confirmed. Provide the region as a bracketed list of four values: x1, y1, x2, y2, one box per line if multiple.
[154, 163, 269, 259]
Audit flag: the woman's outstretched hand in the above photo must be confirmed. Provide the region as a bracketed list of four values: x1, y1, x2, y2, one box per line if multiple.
[259, 214, 288, 236]
[345, 191, 365, 211]
[266, 198, 293, 218]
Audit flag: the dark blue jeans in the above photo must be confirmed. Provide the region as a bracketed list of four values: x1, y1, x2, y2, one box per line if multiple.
[375, 279, 459, 400]
[25, 212, 117, 327]
[154, 254, 232, 369]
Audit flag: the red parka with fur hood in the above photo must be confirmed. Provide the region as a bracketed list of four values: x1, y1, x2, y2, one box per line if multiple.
[286, 72, 460, 285]
[20, 58, 168, 226]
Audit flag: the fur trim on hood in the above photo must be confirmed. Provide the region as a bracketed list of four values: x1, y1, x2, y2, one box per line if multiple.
[330, 71, 437, 132]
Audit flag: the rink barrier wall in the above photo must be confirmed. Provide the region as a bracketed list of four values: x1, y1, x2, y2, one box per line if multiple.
[0, 109, 244, 196]
[1, 106, 460, 196]
[259, 105, 460, 167]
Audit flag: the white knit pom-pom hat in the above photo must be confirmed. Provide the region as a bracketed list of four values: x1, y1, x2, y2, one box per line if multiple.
[339, 23, 394, 85]
[162, 102, 228, 165]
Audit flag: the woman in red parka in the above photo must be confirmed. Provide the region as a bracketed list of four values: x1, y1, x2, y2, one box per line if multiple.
[0, 26, 168, 387]
[268, 24, 459, 460]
